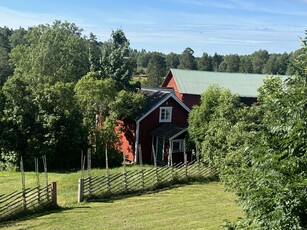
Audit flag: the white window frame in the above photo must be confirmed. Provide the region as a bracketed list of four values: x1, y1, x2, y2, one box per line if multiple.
[159, 107, 172, 122]
[172, 139, 184, 152]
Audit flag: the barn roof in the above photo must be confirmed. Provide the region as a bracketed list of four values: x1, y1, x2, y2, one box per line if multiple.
[166, 68, 289, 97]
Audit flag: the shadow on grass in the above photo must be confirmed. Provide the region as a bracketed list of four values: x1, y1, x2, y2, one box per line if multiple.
[88, 176, 219, 203]
[0, 204, 91, 227]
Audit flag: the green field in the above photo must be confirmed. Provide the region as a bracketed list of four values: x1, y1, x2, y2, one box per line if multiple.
[0, 169, 243, 229]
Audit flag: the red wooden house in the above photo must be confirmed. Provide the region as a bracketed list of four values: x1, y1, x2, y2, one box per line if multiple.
[118, 87, 190, 165]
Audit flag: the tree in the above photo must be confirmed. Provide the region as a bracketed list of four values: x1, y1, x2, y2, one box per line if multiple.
[239, 55, 253, 73]
[100, 29, 136, 91]
[197, 52, 213, 71]
[1, 74, 84, 169]
[178, 47, 197, 70]
[74, 72, 144, 167]
[251, 49, 269, 73]
[10, 21, 89, 83]
[166, 52, 180, 69]
[212, 53, 223, 72]
[188, 85, 244, 166]
[137, 49, 150, 68]
[286, 49, 304, 75]
[218, 54, 240, 73]
[88, 32, 101, 72]
[223, 35, 307, 229]
[146, 52, 166, 86]
[0, 27, 13, 86]
[9, 27, 27, 48]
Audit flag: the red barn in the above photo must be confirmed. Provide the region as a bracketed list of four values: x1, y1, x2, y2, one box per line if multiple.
[161, 69, 287, 108]
[118, 88, 191, 165]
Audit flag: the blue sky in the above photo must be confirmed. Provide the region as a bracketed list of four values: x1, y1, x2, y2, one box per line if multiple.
[0, 0, 306, 56]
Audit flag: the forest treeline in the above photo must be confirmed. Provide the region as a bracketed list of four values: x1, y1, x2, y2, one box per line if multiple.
[0, 24, 303, 88]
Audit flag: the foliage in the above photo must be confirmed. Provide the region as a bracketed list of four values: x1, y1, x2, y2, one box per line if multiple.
[10, 21, 89, 83]
[190, 33, 307, 229]
[0, 27, 13, 86]
[178, 47, 197, 70]
[166, 52, 180, 69]
[74, 72, 144, 166]
[219, 54, 240, 73]
[145, 52, 166, 86]
[251, 49, 269, 73]
[1, 74, 85, 169]
[197, 52, 213, 71]
[100, 29, 137, 91]
[188, 85, 245, 168]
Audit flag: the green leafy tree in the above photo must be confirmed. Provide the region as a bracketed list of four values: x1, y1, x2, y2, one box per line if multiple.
[286, 48, 304, 75]
[88, 32, 101, 72]
[137, 49, 150, 68]
[212, 53, 223, 72]
[218, 54, 240, 73]
[239, 55, 253, 73]
[178, 47, 197, 70]
[100, 29, 136, 91]
[188, 85, 244, 166]
[197, 52, 213, 71]
[166, 52, 180, 69]
[146, 52, 166, 86]
[9, 27, 27, 48]
[75, 72, 144, 167]
[10, 21, 89, 83]
[0, 27, 13, 86]
[263, 53, 289, 75]
[1, 74, 84, 169]
[223, 35, 307, 229]
[251, 49, 269, 73]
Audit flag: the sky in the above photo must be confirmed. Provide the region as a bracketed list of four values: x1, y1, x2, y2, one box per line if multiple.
[0, 0, 306, 57]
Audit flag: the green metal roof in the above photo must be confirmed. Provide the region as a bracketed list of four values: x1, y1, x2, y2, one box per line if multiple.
[170, 68, 289, 97]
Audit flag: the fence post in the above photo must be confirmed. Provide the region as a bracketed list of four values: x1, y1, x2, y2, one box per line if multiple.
[42, 155, 49, 202]
[51, 181, 57, 205]
[152, 143, 159, 183]
[169, 144, 174, 180]
[78, 178, 84, 203]
[196, 147, 201, 176]
[35, 157, 41, 204]
[20, 157, 26, 212]
[138, 145, 144, 190]
[105, 144, 110, 193]
[87, 148, 92, 197]
[123, 153, 128, 192]
[183, 139, 188, 179]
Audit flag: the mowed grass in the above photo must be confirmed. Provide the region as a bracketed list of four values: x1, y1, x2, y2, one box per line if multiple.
[0, 169, 243, 229]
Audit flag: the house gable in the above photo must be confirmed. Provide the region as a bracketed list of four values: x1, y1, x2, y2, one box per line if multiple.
[136, 92, 190, 124]
[136, 94, 190, 163]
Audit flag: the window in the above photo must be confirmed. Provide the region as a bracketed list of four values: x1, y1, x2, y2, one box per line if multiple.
[172, 139, 184, 152]
[159, 107, 172, 122]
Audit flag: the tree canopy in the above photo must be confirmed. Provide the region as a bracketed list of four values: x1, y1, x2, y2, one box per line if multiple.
[10, 21, 89, 83]
[188, 32, 307, 229]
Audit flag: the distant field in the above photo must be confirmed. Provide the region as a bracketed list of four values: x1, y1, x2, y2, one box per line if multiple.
[0, 169, 243, 229]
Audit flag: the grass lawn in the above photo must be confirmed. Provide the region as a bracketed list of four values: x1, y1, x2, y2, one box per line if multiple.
[0, 169, 243, 229]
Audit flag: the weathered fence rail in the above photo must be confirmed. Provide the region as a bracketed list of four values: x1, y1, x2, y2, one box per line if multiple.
[78, 161, 216, 202]
[0, 182, 57, 222]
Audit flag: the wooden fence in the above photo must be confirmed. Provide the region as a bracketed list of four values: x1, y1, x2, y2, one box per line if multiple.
[78, 161, 216, 202]
[0, 182, 57, 222]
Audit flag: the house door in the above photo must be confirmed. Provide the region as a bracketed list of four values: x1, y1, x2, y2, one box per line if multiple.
[156, 137, 164, 162]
